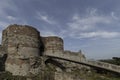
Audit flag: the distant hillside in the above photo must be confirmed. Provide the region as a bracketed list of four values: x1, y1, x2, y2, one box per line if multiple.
[100, 57, 120, 65]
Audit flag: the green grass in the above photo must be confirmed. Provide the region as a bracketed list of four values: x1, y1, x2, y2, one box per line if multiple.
[0, 71, 26, 80]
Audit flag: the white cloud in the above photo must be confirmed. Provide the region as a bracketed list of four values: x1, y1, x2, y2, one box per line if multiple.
[40, 29, 65, 38]
[68, 12, 111, 31]
[111, 12, 119, 20]
[7, 16, 16, 21]
[40, 30, 58, 37]
[0, 0, 23, 29]
[87, 8, 98, 16]
[0, 21, 9, 29]
[36, 12, 56, 24]
[64, 8, 120, 39]
[79, 31, 120, 38]
[0, 21, 10, 43]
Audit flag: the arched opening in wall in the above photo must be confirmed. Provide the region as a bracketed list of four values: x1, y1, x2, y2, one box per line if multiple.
[45, 58, 66, 71]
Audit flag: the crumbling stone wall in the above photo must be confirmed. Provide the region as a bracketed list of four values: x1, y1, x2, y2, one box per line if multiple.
[0, 24, 86, 79]
[2, 24, 42, 76]
[42, 36, 87, 80]
[64, 50, 86, 62]
[42, 36, 64, 56]
[41, 58, 89, 80]
[0, 24, 120, 80]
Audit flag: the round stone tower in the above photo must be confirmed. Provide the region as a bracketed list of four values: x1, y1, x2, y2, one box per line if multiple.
[3, 24, 41, 76]
[42, 36, 64, 56]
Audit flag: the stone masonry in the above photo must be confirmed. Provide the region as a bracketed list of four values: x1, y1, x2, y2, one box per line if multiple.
[0, 24, 119, 79]
[0, 24, 86, 77]
[42, 36, 64, 56]
[2, 24, 42, 76]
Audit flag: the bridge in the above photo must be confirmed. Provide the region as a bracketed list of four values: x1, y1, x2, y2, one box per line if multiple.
[44, 51, 120, 74]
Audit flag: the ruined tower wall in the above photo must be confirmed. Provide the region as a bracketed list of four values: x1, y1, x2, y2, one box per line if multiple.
[2, 24, 41, 58]
[1, 24, 86, 77]
[3, 24, 41, 76]
[42, 36, 86, 62]
[42, 36, 64, 56]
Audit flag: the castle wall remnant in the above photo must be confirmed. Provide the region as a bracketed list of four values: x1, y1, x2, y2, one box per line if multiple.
[0, 24, 120, 79]
[42, 36, 64, 56]
[64, 50, 86, 62]
[0, 24, 86, 77]
[3, 24, 42, 76]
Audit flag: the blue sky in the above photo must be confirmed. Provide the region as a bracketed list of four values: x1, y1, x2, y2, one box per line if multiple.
[0, 0, 120, 59]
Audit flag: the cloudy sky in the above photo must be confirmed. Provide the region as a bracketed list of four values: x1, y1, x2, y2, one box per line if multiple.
[0, 0, 120, 59]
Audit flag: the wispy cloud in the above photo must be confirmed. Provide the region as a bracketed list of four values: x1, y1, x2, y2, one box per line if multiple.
[0, 0, 17, 16]
[40, 30, 58, 37]
[0, 0, 24, 28]
[7, 16, 16, 21]
[0, 21, 9, 43]
[63, 8, 120, 39]
[0, 21, 9, 29]
[36, 12, 56, 24]
[68, 9, 111, 31]
[78, 31, 120, 38]
[111, 12, 119, 20]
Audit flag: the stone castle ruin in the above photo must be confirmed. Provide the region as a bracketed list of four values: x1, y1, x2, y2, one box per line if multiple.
[0, 24, 120, 80]
[0, 24, 86, 77]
